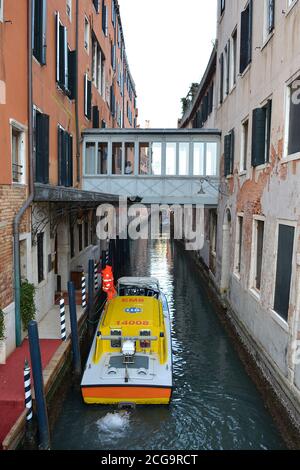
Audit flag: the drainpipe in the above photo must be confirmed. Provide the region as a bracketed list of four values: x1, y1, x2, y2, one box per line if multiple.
[13, 0, 34, 347]
[75, 0, 80, 183]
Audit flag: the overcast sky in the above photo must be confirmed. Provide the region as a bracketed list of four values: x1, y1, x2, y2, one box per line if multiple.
[118, 0, 217, 128]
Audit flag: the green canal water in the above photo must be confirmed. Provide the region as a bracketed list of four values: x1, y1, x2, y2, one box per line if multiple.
[51, 240, 285, 450]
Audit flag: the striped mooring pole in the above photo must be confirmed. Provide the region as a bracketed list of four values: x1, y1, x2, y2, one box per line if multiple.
[59, 296, 67, 341]
[24, 359, 33, 422]
[94, 262, 99, 291]
[81, 273, 87, 309]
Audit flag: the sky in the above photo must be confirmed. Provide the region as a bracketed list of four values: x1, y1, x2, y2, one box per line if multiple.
[118, 0, 217, 128]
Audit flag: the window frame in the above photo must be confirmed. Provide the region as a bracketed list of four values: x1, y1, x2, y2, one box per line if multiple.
[0, 0, 3, 22]
[10, 120, 26, 185]
[271, 220, 297, 326]
[249, 215, 265, 296]
[234, 213, 244, 278]
[284, 75, 300, 160]
[240, 117, 249, 173]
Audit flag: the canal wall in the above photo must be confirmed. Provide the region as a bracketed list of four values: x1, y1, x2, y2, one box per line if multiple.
[181, 243, 300, 449]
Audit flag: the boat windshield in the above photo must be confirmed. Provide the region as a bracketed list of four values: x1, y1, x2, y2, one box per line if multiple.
[118, 285, 159, 299]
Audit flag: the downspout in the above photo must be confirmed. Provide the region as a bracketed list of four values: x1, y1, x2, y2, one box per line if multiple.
[13, 0, 34, 346]
[75, 0, 80, 183]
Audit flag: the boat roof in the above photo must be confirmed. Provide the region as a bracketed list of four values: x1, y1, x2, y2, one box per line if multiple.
[117, 277, 160, 289]
[102, 296, 162, 328]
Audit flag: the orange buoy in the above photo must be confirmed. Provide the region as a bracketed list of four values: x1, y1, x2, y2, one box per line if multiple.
[101, 265, 116, 300]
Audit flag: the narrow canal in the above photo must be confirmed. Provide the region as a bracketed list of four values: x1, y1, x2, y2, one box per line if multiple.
[52, 240, 285, 450]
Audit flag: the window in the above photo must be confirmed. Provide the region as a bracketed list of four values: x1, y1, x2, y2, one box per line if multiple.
[33, 0, 47, 64]
[125, 143, 135, 175]
[224, 129, 234, 176]
[263, 0, 275, 41]
[66, 0, 72, 20]
[102, 0, 108, 36]
[56, 13, 69, 93]
[0, 0, 3, 22]
[37, 232, 44, 284]
[209, 209, 218, 274]
[97, 143, 108, 175]
[34, 110, 49, 184]
[234, 215, 244, 275]
[151, 143, 162, 176]
[207, 143, 218, 176]
[84, 220, 89, 248]
[230, 28, 237, 89]
[85, 142, 96, 175]
[112, 0, 116, 27]
[285, 77, 300, 157]
[112, 143, 122, 174]
[110, 86, 116, 117]
[70, 221, 75, 258]
[224, 42, 230, 97]
[251, 100, 272, 167]
[83, 17, 90, 53]
[139, 143, 150, 175]
[179, 143, 189, 176]
[220, 0, 225, 16]
[166, 143, 176, 175]
[274, 224, 295, 321]
[241, 118, 249, 172]
[219, 53, 224, 104]
[92, 37, 105, 95]
[93, 0, 100, 13]
[84, 74, 92, 119]
[240, 0, 253, 74]
[78, 223, 83, 252]
[250, 218, 265, 292]
[11, 123, 25, 184]
[58, 126, 73, 187]
[193, 143, 205, 176]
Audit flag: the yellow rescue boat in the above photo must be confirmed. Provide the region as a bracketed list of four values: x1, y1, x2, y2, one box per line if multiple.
[81, 277, 173, 406]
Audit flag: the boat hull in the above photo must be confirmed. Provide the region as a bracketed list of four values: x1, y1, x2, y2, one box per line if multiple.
[81, 385, 172, 405]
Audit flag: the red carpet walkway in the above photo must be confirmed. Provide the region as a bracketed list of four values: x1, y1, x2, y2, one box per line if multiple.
[0, 339, 61, 448]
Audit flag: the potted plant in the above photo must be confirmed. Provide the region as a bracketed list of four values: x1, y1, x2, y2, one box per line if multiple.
[0, 308, 6, 364]
[20, 280, 36, 332]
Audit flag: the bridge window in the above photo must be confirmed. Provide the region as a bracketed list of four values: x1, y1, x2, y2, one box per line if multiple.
[125, 143, 135, 175]
[112, 143, 122, 174]
[139, 143, 151, 175]
[166, 143, 176, 175]
[97, 142, 108, 174]
[193, 143, 205, 175]
[206, 143, 218, 176]
[85, 142, 96, 175]
[179, 143, 189, 175]
[151, 143, 162, 175]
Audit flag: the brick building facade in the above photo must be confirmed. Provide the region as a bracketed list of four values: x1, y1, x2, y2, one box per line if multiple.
[0, 0, 137, 357]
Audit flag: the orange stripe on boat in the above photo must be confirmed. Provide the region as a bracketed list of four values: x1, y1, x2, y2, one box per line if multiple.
[82, 386, 171, 399]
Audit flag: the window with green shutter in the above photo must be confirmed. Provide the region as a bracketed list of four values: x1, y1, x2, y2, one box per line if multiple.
[224, 129, 234, 177]
[33, 0, 47, 65]
[251, 100, 272, 167]
[240, 0, 252, 74]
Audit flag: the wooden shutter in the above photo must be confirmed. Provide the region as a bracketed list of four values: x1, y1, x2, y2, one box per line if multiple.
[68, 50, 76, 100]
[37, 233, 44, 284]
[224, 133, 232, 177]
[92, 106, 100, 128]
[229, 129, 235, 174]
[102, 1, 107, 34]
[58, 126, 67, 186]
[226, 40, 230, 95]
[59, 23, 65, 87]
[251, 107, 266, 167]
[41, 0, 47, 65]
[87, 79, 92, 120]
[65, 133, 73, 187]
[219, 53, 224, 103]
[56, 12, 60, 83]
[268, 0, 275, 33]
[240, 6, 249, 74]
[274, 225, 295, 321]
[265, 100, 272, 163]
[35, 113, 49, 184]
[93, 0, 99, 13]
